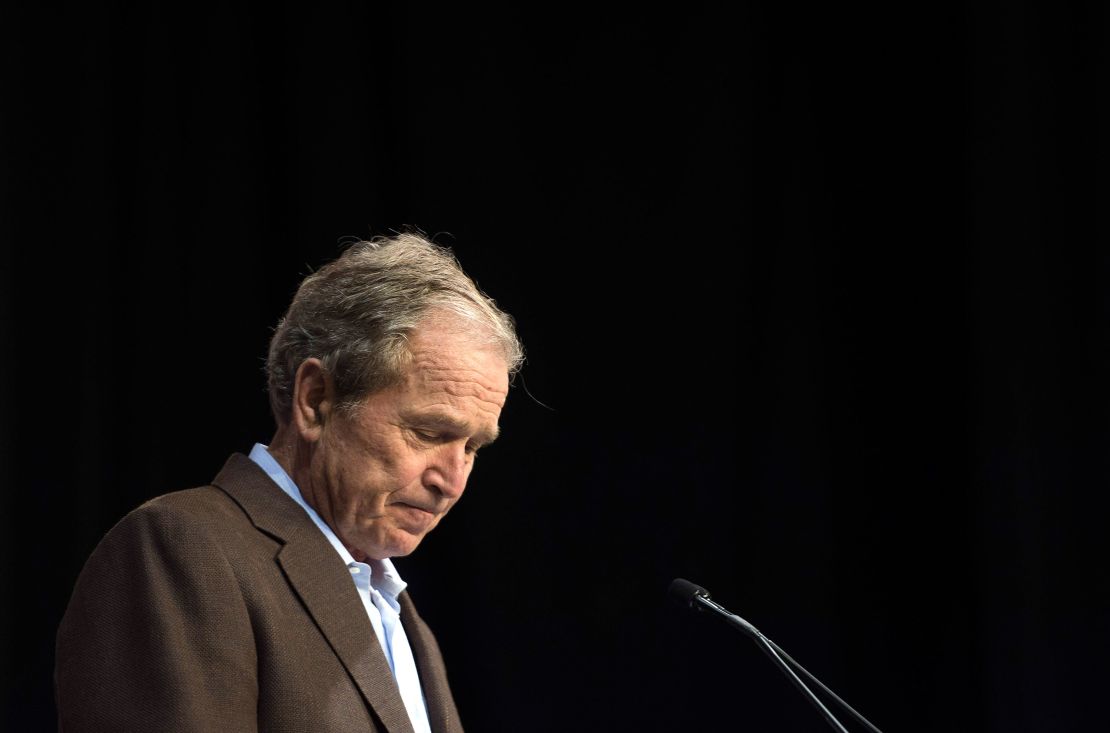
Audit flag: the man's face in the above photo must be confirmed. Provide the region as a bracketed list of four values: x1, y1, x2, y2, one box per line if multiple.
[303, 321, 509, 560]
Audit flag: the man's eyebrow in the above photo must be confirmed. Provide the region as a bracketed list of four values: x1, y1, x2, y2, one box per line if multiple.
[476, 425, 500, 447]
[410, 410, 500, 446]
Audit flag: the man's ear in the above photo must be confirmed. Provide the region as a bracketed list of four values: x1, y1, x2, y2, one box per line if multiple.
[291, 358, 334, 442]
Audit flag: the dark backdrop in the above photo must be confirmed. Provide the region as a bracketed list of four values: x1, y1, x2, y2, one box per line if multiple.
[3, 3, 1109, 731]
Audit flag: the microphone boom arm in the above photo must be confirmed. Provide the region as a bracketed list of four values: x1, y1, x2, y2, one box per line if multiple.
[675, 580, 883, 733]
[692, 594, 852, 733]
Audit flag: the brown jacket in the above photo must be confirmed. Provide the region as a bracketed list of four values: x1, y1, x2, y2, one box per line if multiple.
[55, 454, 464, 732]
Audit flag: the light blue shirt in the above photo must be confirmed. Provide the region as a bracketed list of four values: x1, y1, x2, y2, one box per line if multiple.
[249, 443, 432, 733]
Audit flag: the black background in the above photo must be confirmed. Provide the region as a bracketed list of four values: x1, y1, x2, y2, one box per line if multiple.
[4, 3, 1110, 731]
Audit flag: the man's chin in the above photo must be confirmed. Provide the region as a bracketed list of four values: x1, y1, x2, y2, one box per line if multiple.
[358, 531, 427, 561]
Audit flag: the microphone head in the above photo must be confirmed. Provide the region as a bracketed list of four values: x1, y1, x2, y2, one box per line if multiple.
[668, 578, 710, 610]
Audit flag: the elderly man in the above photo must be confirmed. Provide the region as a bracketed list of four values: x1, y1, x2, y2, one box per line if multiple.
[55, 233, 524, 732]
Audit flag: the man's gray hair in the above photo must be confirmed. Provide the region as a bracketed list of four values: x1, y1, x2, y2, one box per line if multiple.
[266, 232, 524, 424]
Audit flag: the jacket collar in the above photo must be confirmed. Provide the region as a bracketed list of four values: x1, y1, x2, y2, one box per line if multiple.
[212, 453, 417, 733]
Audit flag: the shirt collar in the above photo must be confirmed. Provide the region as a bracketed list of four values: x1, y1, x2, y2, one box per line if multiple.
[248, 442, 407, 600]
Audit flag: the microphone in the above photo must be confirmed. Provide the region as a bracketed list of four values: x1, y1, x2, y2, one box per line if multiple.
[668, 578, 883, 733]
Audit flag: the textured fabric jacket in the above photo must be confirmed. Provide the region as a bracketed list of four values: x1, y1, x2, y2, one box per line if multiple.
[56, 453, 464, 732]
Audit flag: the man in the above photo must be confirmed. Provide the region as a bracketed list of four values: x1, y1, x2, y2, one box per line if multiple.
[55, 232, 524, 732]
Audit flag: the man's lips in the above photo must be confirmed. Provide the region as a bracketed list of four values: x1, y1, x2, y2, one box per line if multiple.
[393, 501, 438, 515]
[391, 502, 440, 528]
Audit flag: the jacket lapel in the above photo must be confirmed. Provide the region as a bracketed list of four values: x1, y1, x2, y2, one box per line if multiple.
[401, 593, 461, 733]
[278, 538, 416, 733]
[213, 454, 416, 733]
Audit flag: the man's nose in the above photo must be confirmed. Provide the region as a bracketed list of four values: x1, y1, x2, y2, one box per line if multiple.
[426, 443, 470, 499]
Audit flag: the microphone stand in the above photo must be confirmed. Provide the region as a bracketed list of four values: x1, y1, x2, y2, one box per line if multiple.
[679, 582, 883, 733]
